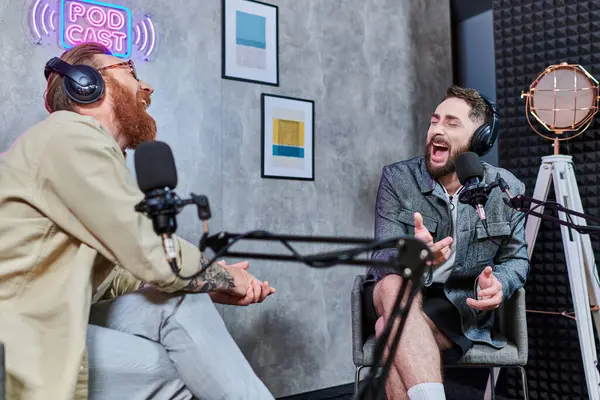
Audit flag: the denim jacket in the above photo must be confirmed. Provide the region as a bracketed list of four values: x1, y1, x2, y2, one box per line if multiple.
[365, 156, 529, 348]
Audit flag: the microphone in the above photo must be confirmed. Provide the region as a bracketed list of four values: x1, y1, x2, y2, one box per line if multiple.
[134, 140, 181, 271]
[456, 152, 489, 227]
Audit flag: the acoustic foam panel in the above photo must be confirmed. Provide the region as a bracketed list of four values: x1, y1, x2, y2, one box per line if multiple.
[494, 0, 600, 399]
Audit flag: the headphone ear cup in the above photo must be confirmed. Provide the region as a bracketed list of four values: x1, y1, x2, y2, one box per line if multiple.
[470, 124, 492, 156]
[62, 65, 105, 104]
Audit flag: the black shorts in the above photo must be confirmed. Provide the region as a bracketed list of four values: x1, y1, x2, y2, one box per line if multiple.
[362, 281, 473, 365]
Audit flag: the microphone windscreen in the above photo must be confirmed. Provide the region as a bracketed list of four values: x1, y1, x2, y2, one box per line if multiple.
[456, 152, 484, 186]
[134, 141, 178, 193]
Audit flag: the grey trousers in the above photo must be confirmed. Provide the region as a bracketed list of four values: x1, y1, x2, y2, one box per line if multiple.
[86, 288, 274, 400]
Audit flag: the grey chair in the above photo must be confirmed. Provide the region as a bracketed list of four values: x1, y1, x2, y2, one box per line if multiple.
[351, 275, 529, 399]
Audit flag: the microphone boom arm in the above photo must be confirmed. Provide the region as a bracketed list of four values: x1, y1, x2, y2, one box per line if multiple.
[505, 194, 600, 235]
[200, 230, 424, 268]
[135, 191, 432, 400]
[498, 177, 600, 235]
[197, 229, 431, 400]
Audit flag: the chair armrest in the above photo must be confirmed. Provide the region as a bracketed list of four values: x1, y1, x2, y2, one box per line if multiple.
[351, 275, 366, 366]
[503, 287, 528, 364]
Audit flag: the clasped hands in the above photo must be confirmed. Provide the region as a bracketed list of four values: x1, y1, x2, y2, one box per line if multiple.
[210, 261, 276, 306]
[413, 212, 503, 311]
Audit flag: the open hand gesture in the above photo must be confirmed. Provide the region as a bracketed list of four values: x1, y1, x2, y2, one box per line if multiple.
[414, 212, 453, 266]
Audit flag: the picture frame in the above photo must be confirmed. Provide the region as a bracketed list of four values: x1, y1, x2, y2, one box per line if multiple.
[261, 94, 315, 181]
[222, 0, 279, 86]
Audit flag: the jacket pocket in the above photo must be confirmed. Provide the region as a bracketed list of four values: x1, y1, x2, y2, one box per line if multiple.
[475, 221, 510, 263]
[397, 209, 438, 235]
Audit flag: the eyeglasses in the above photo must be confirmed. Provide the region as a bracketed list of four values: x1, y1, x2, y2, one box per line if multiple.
[98, 60, 138, 81]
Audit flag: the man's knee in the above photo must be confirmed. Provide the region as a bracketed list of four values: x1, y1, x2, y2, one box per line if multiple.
[373, 275, 403, 314]
[373, 275, 421, 318]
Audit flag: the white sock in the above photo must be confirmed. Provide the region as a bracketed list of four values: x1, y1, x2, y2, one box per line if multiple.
[407, 382, 446, 400]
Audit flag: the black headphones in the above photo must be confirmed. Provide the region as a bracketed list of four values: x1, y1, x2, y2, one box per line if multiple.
[470, 94, 499, 157]
[44, 57, 105, 104]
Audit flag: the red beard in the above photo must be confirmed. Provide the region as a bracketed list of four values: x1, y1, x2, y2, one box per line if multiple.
[106, 75, 157, 149]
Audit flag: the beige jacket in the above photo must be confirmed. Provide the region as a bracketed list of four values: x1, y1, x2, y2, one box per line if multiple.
[0, 111, 203, 400]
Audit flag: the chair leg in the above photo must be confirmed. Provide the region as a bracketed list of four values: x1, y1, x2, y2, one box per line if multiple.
[516, 365, 529, 400]
[355, 365, 365, 394]
[484, 367, 501, 400]
[488, 368, 496, 400]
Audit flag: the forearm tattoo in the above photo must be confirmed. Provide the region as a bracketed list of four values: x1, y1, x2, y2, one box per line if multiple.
[183, 253, 235, 293]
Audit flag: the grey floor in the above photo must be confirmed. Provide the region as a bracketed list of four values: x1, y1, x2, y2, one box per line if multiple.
[279, 369, 521, 400]
[329, 380, 516, 399]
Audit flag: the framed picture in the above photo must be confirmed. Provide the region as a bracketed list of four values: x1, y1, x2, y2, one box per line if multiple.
[261, 94, 315, 181]
[222, 0, 279, 86]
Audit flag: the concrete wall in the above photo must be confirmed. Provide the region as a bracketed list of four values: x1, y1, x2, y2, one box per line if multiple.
[0, 0, 452, 396]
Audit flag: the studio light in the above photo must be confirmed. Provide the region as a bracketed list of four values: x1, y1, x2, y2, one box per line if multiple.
[521, 62, 600, 154]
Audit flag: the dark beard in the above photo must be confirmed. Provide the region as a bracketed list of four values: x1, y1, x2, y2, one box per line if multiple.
[424, 142, 470, 179]
[106, 75, 157, 149]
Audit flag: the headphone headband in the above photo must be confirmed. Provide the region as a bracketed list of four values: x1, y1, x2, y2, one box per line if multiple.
[479, 94, 499, 117]
[45, 57, 91, 86]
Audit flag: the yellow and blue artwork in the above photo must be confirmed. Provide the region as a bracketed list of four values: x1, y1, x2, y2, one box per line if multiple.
[262, 94, 314, 181]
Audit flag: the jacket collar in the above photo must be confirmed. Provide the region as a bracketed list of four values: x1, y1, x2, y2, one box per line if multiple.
[417, 157, 437, 194]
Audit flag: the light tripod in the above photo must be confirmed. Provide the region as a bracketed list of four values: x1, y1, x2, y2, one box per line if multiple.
[525, 154, 600, 400]
[518, 61, 600, 399]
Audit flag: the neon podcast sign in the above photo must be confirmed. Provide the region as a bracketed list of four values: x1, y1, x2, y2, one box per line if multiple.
[60, 0, 131, 57]
[29, 0, 157, 60]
